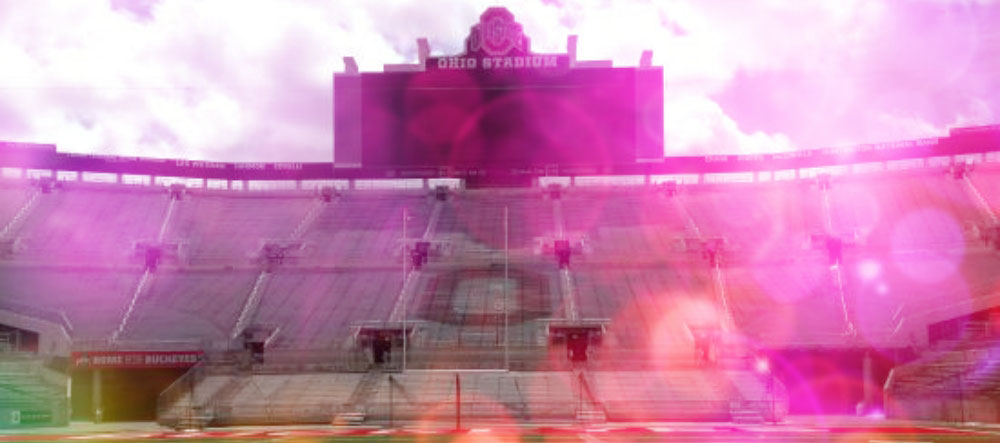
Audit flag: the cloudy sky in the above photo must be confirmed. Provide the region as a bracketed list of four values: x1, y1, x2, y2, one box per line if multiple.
[0, 0, 998, 162]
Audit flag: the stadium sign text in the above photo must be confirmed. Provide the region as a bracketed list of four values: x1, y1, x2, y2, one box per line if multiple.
[433, 55, 562, 70]
[71, 351, 204, 369]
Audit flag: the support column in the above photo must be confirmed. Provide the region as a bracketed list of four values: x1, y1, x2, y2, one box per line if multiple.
[92, 369, 103, 423]
[861, 351, 873, 414]
[455, 373, 461, 430]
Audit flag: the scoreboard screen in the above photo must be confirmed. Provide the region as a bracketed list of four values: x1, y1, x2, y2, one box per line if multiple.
[336, 65, 663, 168]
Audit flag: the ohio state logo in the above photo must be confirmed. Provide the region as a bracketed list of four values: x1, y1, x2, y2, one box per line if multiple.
[465, 7, 530, 57]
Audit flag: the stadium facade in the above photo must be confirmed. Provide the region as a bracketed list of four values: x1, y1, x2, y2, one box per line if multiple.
[1, 7, 1000, 429]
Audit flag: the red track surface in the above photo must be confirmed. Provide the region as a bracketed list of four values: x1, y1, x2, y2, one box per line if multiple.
[3, 424, 1000, 442]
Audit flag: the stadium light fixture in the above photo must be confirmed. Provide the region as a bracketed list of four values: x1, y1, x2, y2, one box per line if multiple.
[660, 181, 678, 197]
[950, 161, 971, 179]
[168, 183, 186, 200]
[554, 239, 571, 269]
[547, 184, 562, 200]
[317, 186, 339, 202]
[134, 241, 180, 271]
[257, 241, 303, 268]
[34, 176, 57, 193]
[433, 185, 449, 202]
[810, 234, 844, 266]
[817, 173, 832, 191]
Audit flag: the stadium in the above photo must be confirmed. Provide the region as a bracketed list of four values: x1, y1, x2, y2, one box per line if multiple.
[2, 5, 1000, 443]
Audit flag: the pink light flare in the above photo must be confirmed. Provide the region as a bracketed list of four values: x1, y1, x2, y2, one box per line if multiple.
[876, 283, 889, 295]
[647, 296, 721, 367]
[452, 430, 522, 443]
[857, 259, 881, 281]
[754, 357, 770, 374]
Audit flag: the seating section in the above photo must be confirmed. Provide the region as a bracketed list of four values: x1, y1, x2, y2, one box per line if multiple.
[219, 373, 364, 424]
[14, 187, 166, 264]
[683, 184, 825, 259]
[587, 370, 743, 421]
[0, 268, 140, 340]
[253, 270, 404, 348]
[573, 268, 715, 350]
[829, 174, 983, 250]
[0, 359, 69, 426]
[167, 193, 314, 265]
[409, 268, 559, 348]
[561, 191, 689, 256]
[364, 371, 579, 420]
[0, 185, 33, 232]
[121, 270, 261, 343]
[841, 251, 1000, 342]
[164, 368, 777, 423]
[0, 167, 998, 354]
[437, 191, 552, 252]
[885, 346, 1000, 422]
[724, 264, 848, 345]
[157, 373, 232, 426]
[969, 167, 1000, 213]
[302, 192, 430, 261]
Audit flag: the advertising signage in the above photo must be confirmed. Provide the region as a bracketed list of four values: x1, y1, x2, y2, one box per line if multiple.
[70, 351, 204, 369]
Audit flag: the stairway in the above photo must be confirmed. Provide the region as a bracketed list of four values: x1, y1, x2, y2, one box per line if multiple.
[335, 370, 383, 424]
[193, 374, 253, 428]
[575, 370, 607, 423]
[730, 402, 766, 424]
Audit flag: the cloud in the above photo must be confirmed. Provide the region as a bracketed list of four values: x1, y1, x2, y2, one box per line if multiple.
[711, 0, 1000, 149]
[0, 0, 996, 162]
[665, 94, 793, 156]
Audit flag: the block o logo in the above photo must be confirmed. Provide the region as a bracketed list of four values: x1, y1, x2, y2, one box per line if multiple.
[466, 7, 530, 57]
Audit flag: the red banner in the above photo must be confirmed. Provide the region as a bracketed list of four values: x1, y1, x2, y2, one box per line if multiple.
[71, 351, 203, 369]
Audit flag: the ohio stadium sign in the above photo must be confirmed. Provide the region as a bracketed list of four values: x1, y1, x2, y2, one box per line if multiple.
[432, 55, 564, 70]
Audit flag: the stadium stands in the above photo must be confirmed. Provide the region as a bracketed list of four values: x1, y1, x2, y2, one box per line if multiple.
[0, 185, 33, 237]
[167, 193, 313, 265]
[13, 186, 165, 264]
[0, 357, 69, 426]
[4, 150, 1000, 426]
[968, 166, 1000, 212]
[157, 370, 232, 428]
[159, 368, 784, 425]
[828, 173, 982, 250]
[560, 190, 685, 255]
[683, 184, 825, 260]
[2, 3, 1000, 427]
[435, 191, 547, 253]
[724, 264, 849, 346]
[118, 270, 261, 344]
[573, 268, 714, 351]
[885, 345, 1000, 422]
[409, 266, 557, 349]
[301, 192, 430, 261]
[210, 372, 365, 425]
[0, 267, 141, 340]
[253, 269, 404, 349]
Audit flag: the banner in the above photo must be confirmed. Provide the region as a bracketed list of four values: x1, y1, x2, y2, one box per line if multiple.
[71, 351, 203, 369]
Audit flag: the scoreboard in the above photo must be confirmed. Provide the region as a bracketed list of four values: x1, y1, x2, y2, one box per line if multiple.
[334, 8, 663, 169]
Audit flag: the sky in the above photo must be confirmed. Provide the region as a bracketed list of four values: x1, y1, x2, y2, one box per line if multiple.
[0, 0, 998, 162]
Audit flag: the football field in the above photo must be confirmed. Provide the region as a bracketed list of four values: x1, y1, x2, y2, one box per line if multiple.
[4, 422, 1000, 443]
